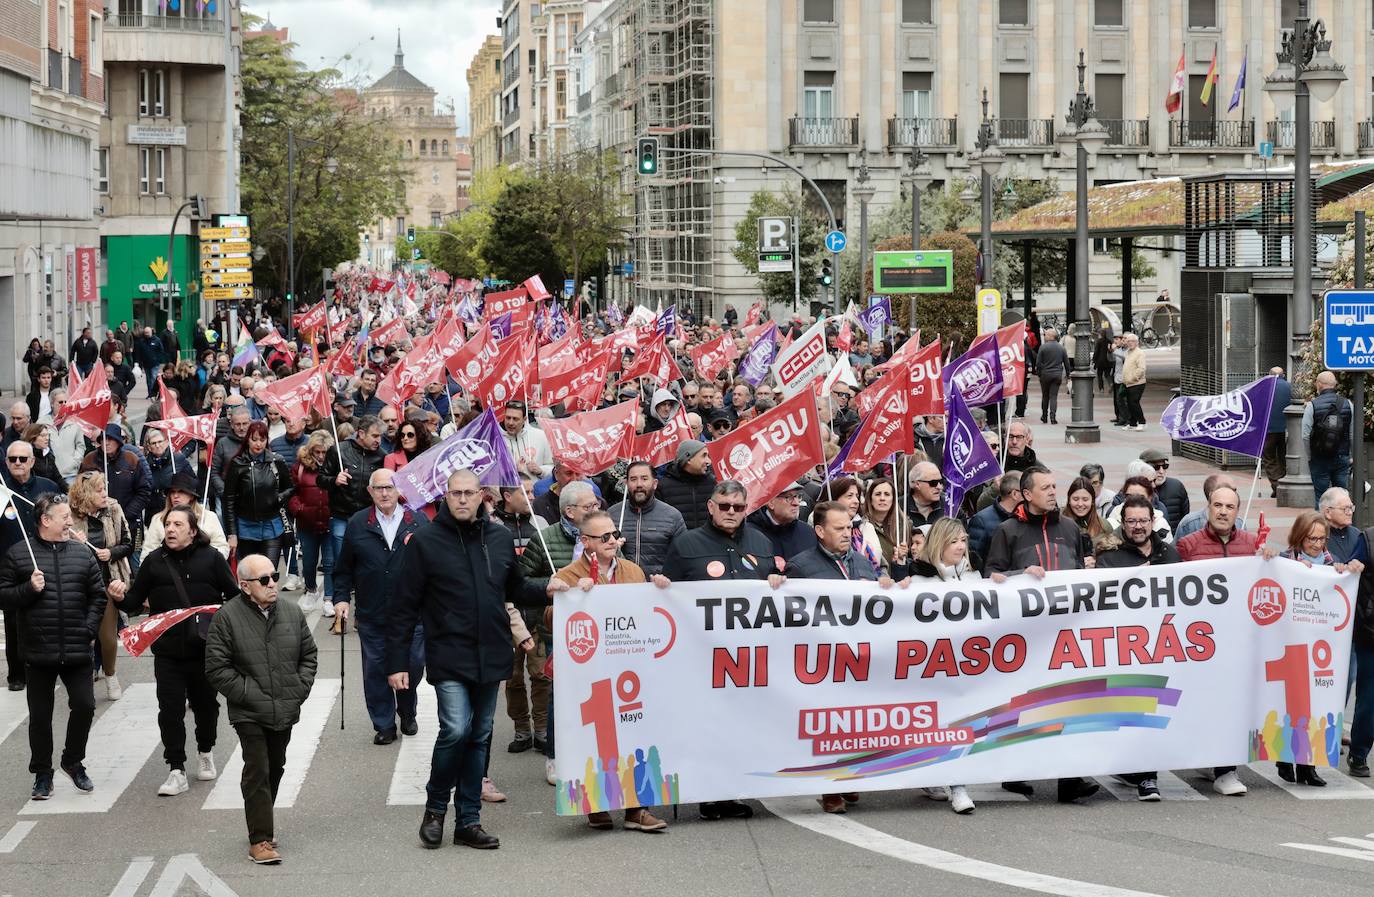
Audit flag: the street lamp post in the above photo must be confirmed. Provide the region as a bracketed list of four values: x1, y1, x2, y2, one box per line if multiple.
[1265, 0, 1346, 506]
[973, 88, 1004, 291]
[1065, 49, 1108, 444]
[907, 147, 931, 333]
[286, 128, 338, 336]
[853, 155, 876, 317]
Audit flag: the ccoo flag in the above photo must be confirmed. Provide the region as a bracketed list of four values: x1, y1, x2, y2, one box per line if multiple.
[1159, 375, 1278, 458]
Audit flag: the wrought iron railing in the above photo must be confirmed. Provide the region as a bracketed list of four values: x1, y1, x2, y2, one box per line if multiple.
[788, 116, 859, 147]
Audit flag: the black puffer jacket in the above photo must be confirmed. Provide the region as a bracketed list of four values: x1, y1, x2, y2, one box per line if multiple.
[984, 505, 1086, 576]
[1153, 477, 1191, 534]
[222, 451, 293, 533]
[204, 592, 318, 729]
[318, 437, 384, 520]
[0, 538, 107, 666]
[656, 462, 716, 531]
[609, 497, 686, 576]
[388, 504, 548, 686]
[661, 522, 780, 582]
[117, 541, 238, 660]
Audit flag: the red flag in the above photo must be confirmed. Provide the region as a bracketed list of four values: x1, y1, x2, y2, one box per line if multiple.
[148, 413, 217, 452]
[377, 319, 467, 408]
[689, 332, 738, 383]
[484, 287, 528, 319]
[621, 331, 683, 384]
[873, 330, 921, 374]
[539, 399, 638, 477]
[841, 377, 915, 472]
[293, 301, 327, 334]
[538, 328, 588, 372]
[474, 333, 535, 408]
[995, 321, 1028, 398]
[906, 339, 945, 417]
[448, 323, 500, 390]
[744, 303, 762, 327]
[158, 373, 181, 422]
[523, 274, 552, 301]
[328, 318, 349, 346]
[1165, 51, 1186, 114]
[257, 327, 291, 353]
[538, 344, 612, 412]
[369, 316, 408, 348]
[836, 318, 853, 354]
[118, 605, 222, 657]
[255, 365, 331, 421]
[706, 390, 825, 515]
[56, 362, 111, 439]
[630, 408, 691, 467]
[327, 340, 358, 379]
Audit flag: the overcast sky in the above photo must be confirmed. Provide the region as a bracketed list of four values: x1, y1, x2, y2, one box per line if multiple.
[245, 0, 502, 135]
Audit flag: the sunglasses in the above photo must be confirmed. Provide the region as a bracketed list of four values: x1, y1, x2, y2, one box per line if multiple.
[6, 455, 31, 463]
[401, 431, 418, 439]
[1151, 461, 1170, 470]
[244, 572, 282, 586]
[917, 479, 943, 487]
[712, 501, 747, 513]
[584, 530, 624, 543]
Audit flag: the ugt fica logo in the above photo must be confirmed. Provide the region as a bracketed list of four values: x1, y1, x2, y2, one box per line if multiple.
[1247, 578, 1287, 626]
[566, 611, 600, 663]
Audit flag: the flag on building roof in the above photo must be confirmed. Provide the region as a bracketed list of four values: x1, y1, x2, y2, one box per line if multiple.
[1165, 50, 1186, 114]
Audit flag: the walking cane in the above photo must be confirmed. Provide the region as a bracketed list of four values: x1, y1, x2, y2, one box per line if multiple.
[332, 607, 347, 730]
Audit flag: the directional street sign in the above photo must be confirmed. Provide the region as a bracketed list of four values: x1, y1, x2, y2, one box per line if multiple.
[201, 241, 252, 255]
[201, 271, 254, 285]
[201, 255, 251, 270]
[757, 217, 794, 273]
[199, 226, 251, 241]
[1323, 289, 1374, 369]
[203, 286, 253, 301]
[1259, 141, 1275, 160]
[825, 230, 847, 253]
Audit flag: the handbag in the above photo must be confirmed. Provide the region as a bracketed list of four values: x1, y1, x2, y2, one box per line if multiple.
[163, 555, 212, 641]
[278, 505, 297, 550]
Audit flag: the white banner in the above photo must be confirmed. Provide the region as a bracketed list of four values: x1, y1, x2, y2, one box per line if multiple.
[551, 557, 1353, 814]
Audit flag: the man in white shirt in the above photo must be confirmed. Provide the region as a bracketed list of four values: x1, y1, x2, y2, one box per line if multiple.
[500, 401, 552, 478]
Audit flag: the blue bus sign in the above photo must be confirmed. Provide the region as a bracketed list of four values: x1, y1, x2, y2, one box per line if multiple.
[1323, 290, 1374, 370]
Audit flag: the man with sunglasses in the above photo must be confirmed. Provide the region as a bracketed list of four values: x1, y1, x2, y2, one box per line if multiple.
[904, 461, 945, 527]
[0, 440, 62, 691]
[1140, 448, 1189, 534]
[204, 554, 318, 865]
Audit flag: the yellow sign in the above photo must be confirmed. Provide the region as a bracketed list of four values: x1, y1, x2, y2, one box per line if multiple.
[201, 256, 251, 271]
[976, 287, 1002, 336]
[203, 286, 253, 300]
[201, 241, 252, 255]
[149, 256, 170, 282]
[199, 226, 251, 241]
[201, 271, 254, 285]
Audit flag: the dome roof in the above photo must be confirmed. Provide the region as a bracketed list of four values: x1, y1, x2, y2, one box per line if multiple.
[367, 32, 433, 94]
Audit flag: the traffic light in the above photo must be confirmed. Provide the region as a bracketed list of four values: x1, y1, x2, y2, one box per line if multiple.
[819, 257, 834, 288]
[406, 226, 416, 244]
[637, 136, 659, 175]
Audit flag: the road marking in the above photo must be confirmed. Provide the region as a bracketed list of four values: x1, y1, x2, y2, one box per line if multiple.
[0, 821, 35, 853]
[1094, 773, 1208, 802]
[1245, 763, 1374, 800]
[21, 684, 161, 815]
[387, 681, 437, 805]
[107, 856, 155, 897]
[0, 688, 29, 749]
[147, 854, 239, 897]
[202, 679, 340, 809]
[1282, 833, 1374, 863]
[763, 795, 1169, 897]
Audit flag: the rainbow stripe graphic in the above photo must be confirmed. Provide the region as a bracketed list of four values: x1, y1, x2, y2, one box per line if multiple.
[765, 674, 1180, 782]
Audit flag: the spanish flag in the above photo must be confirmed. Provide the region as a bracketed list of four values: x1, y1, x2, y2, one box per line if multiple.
[1200, 45, 1219, 106]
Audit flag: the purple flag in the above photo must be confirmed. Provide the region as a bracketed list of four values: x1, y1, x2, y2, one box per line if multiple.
[656, 304, 677, 336]
[942, 333, 1004, 407]
[942, 383, 1003, 518]
[606, 303, 624, 327]
[456, 292, 482, 325]
[490, 311, 514, 341]
[826, 426, 859, 480]
[393, 408, 518, 510]
[857, 297, 891, 336]
[1160, 375, 1277, 458]
[739, 322, 779, 387]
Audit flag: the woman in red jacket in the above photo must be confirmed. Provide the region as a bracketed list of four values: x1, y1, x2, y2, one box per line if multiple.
[289, 430, 335, 608]
[383, 417, 432, 472]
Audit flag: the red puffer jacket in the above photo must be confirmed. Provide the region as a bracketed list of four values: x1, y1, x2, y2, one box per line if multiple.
[288, 462, 332, 535]
[1175, 525, 1261, 561]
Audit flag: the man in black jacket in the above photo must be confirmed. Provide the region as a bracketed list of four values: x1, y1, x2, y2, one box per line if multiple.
[70, 327, 99, 378]
[1140, 448, 1190, 533]
[318, 415, 385, 618]
[0, 494, 122, 800]
[119, 506, 237, 797]
[747, 482, 817, 560]
[1, 442, 62, 689]
[388, 469, 568, 851]
[333, 469, 429, 745]
[657, 439, 716, 530]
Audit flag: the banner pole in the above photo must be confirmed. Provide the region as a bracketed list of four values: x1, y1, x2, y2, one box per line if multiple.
[12, 498, 38, 570]
[1241, 452, 1262, 530]
[519, 363, 558, 573]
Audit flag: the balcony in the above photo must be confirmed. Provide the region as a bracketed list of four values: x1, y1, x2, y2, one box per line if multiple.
[1265, 119, 1336, 150]
[995, 118, 1055, 147]
[789, 116, 859, 149]
[1101, 119, 1149, 148]
[1168, 119, 1254, 149]
[1361, 121, 1374, 151]
[886, 117, 957, 149]
[503, 104, 521, 129]
[105, 12, 227, 66]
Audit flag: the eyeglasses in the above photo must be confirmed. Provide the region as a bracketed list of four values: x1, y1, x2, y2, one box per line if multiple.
[1151, 461, 1170, 470]
[447, 489, 480, 500]
[712, 501, 747, 513]
[370, 484, 397, 492]
[6, 455, 31, 463]
[244, 572, 282, 587]
[1123, 519, 1153, 528]
[917, 479, 943, 487]
[1332, 505, 1355, 514]
[584, 530, 624, 543]
[401, 431, 418, 439]
[778, 493, 804, 503]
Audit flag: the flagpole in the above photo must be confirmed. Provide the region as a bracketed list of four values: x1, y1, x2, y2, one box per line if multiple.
[11, 497, 38, 570]
[1241, 452, 1263, 531]
[520, 359, 558, 574]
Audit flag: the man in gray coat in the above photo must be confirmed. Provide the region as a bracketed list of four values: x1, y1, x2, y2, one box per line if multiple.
[1035, 328, 1069, 425]
[608, 461, 685, 576]
[204, 554, 317, 866]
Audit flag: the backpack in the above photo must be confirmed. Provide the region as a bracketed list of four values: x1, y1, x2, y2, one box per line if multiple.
[1311, 402, 1347, 458]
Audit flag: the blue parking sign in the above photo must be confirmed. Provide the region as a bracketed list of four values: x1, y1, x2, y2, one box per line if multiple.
[1323, 289, 1374, 370]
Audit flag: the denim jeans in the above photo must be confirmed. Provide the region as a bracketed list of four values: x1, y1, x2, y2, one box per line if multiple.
[296, 529, 336, 597]
[327, 517, 348, 588]
[426, 680, 500, 824]
[1349, 642, 1374, 764]
[1309, 454, 1351, 509]
[357, 618, 424, 733]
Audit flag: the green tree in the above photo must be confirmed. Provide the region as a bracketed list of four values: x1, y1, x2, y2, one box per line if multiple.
[480, 180, 564, 286]
[535, 149, 627, 289]
[239, 15, 405, 302]
[731, 187, 827, 306]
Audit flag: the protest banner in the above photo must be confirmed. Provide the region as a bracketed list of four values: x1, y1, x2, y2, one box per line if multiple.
[690, 332, 738, 384]
[943, 333, 1004, 408]
[393, 409, 518, 510]
[120, 606, 222, 657]
[254, 366, 331, 422]
[55, 362, 112, 440]
[541, 400, 639, 477]
[630, 409, 691, 467]
[738, 323, 779, 387]
[706, 390, 824, 514]
[551, 557, 1353, 814]
[773, 320, 831, 398]
[996, 321, 1028, 398]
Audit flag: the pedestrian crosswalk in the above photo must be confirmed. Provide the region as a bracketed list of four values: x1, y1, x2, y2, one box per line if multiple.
[3, 682, 1374, 816]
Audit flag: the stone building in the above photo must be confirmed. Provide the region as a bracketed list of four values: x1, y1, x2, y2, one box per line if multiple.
[467, 34, 503, 176]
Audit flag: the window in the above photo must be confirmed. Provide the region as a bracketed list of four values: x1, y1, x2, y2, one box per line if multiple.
[430, 212, 442, 227]
[555, 75, 567, 118]
[396, 216, 405, 236]
[1187, 74, 1215, 122]
[419, 139, 427, 155]
[154, 147, 166, 194]
[803, 0, 835, 23]
[901, 0, 932, 24]
[1188, 0, 1216, 28]
[404, 107, 411, 116]
[431, 167, 440, 185]
[1094, 0, 1123, 27]
[902, 72, 932, 118]
[138, 69, 149, 116]
[139, 147, 150, 194]
[89, 13, 102, 72]
[442, 139, 449, 155]
[1092, 237, 1110, 254]
[999, 0, 1029, 26]
[999, 72, 1029, 120]
[1095, 73, 1124, 121]
[95, 148, 108, 194]
[803, 71, 835, 119]
[152, 70, 165, 116]
[406, 139, 413, 155]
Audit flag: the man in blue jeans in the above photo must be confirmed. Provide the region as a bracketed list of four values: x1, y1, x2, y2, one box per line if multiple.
[332, 468, 427, 745]
[1302, 371, 1354, 509]
[388, 469, 567, 850]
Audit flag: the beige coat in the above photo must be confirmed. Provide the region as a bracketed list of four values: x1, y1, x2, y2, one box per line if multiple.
[1123, 347, 1148, 387]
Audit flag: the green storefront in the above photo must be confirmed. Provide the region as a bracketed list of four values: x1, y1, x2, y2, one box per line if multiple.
[102, 234, 200, 356]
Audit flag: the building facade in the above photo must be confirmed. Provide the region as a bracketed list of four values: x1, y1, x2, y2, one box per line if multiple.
[467, 34, 503, 175]
[360, 34, 459, 269]
[0, 0, 105, 395]
[530, 0, 585, 162]
[500, 0, 538, 165]
[570, 0, 1372, 317]
[454, 137, 473, 213]
[99, 0, 242, 351]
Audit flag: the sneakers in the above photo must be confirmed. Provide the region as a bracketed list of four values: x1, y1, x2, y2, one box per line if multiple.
[623, 808, 668, 832]
[480, 777, 506, 803]
[948, 786, 975, 815]
[819, 794, 847, 814]
[321, 600, 336, 618]
[508, 732, 533, 753]
[545, 758, 557, 785]
[1137, 778, 1161, 801]
[157, 769, 189, 796]
[297, 589, 320, 612]
[196, 752, 217, 781]
[1349, 757, 1370, 778]
[249, 841, 281, 865]
[60, 763, 94, 793]
[1213, 771, 1247, 796]
[453, 824, 500, 849]
[281, 574, 303, 592]
[31, 773, 53, 801]
[105, 674, 123, 701]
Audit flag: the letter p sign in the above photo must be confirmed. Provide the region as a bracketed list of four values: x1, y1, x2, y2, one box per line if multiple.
[758, 217, 792, 253]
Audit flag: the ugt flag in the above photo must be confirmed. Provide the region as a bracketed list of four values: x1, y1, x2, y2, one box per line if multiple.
[394, 408, 519, 510]
[942, 383, 1003, 517]
[707, 389, 825, 515]
[738, 323, 779, 387]
[1160, 375, 1277, 458]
